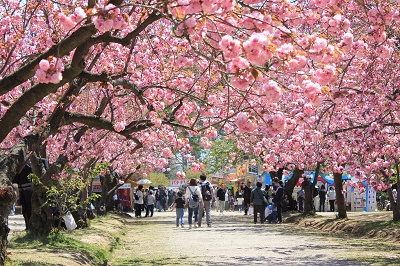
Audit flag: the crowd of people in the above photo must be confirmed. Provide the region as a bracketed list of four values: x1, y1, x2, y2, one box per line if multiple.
[122, 174, 376, 228]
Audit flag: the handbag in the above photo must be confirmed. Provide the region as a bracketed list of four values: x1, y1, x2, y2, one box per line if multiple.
[256, 189, 268, 206]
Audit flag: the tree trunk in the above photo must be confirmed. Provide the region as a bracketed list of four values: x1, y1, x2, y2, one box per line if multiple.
[270, 168, 283, 180]
[0, 136, 35, 264]
[303, 179, 313, 214]
[392, 175, 400, 221]
[77, 187, 89, 228]
[333, 172, 347, 219]
[393, 198, 400, 222]
[0, 185, 16, 265]
[99, 173, 116, 212]
[284, 168, 304, 198]
[29, 183, 54, 234]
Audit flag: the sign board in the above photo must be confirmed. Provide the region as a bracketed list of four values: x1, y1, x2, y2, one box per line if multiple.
[170, 179, 186, 187]
[118, 183, 131, 189]
[92, 176, 102, 193]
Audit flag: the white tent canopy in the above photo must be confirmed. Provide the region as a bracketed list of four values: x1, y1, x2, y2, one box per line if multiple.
[136, 179, 152, 185]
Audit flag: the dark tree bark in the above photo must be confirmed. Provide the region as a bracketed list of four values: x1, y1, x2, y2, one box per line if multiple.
[303, 178, 313, 214]
[393, 182, 400, 222]
[98, 172, 117, 213]
[284, 168, 304, 198]
[29, 184, 54, 234]
[270, 168, 284, 180]
[302, 162, 321, 214]
[0, 136, 36, 265]
[333, 172, 347, 219]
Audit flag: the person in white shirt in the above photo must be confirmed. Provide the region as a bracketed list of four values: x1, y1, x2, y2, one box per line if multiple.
[237, 195, 244, 212]
[327, 186, 336, 212]
[185, 178, 203, 229]
[135, 185, 144, 218]
[145, 190, 156, 217]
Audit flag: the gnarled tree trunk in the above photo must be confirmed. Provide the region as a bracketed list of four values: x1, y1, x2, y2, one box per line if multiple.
[303, 178, 313, 214]
[284, 168, 304, 199]
[333, 172, 347, 219]
[0, 137, 35, 264]
[98, 172, 117, 213]
[29, 183, 54, 234]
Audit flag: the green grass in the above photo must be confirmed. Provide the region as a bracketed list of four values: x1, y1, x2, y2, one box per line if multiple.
[8, 228, 110, 265]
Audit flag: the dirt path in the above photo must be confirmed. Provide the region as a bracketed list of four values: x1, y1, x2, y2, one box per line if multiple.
[109, 211, 400, 265]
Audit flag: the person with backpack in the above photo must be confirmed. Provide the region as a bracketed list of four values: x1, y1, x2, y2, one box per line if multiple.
[185, 178, 203, 229]
[198, 174, 214, 227]
[250, 182, 268, 224]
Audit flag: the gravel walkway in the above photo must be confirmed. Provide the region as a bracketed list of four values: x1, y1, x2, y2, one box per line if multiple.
[110, 210, 400, 265]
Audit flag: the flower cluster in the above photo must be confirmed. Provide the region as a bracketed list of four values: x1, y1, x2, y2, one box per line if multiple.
[236, 112, 257, 133]
[59, 7, 86, 31]
[176, 171, 186, 180]
[35, 58, 64, 84]
[92, 4, 129, 32]
[113, 121, 126, 132]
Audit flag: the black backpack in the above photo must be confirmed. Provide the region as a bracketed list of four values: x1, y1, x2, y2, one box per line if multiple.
[188, 187, 200, 208]
[201, 182, 212, 201]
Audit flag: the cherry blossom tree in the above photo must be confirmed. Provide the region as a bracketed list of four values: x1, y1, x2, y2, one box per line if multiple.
[1, 0, 400, 263]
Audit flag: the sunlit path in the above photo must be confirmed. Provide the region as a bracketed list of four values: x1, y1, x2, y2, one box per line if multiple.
[109, 210, 399, 265]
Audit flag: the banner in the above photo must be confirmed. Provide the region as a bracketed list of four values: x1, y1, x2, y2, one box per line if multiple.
[170, 179, 186, 187]
[118, 183, 131, 189]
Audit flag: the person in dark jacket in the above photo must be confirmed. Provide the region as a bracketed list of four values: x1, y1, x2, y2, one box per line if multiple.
[216, 184, 226, 214]
[250, 182, 268, 224]
[241, 180, 252, 215]
[272, 178, 284, 223]
[13, 163, 33, 230]
[319, 184, 327, 212]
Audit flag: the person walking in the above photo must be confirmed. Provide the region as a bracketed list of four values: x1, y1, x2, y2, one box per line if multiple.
[113, 192, 120, 211]
[250, 182, 268, 224]
[272, 178, 284, 223]
[145, 190, 156, 217]
[319, 185, 327, 212]
[135, 185, 144, 218]
[198, 174, 214, 228]
[327, 186, 336, 212]
[242, 180, 252, 215]
[237, 193, 244, 212]
[185, 178, 203, 229]
[297, 188, 305, 212]
[171, 191, 185, 227]
[216, 184, 226, 215]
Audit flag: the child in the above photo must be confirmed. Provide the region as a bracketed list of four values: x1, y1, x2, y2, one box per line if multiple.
[237, 195, 244, 212]
[265, 204, 278, 224]
[170, 191, 185, 227]
[229, 196, 235, 211]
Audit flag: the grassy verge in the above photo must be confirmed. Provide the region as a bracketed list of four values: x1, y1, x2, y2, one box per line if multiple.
[7, 214, 127, 266]
[285, 212, 400, 242]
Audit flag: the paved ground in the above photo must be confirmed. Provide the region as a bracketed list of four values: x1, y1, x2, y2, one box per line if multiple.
[8, 214, 25, 232]
[7, 211, 400, 265]
[109, 210, 400, 265]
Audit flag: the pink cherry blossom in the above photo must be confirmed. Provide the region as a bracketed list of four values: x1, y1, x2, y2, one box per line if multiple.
[113, 121, 126, 132]
[219, 35, 241, 59]
[311, 37, 328, 53]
